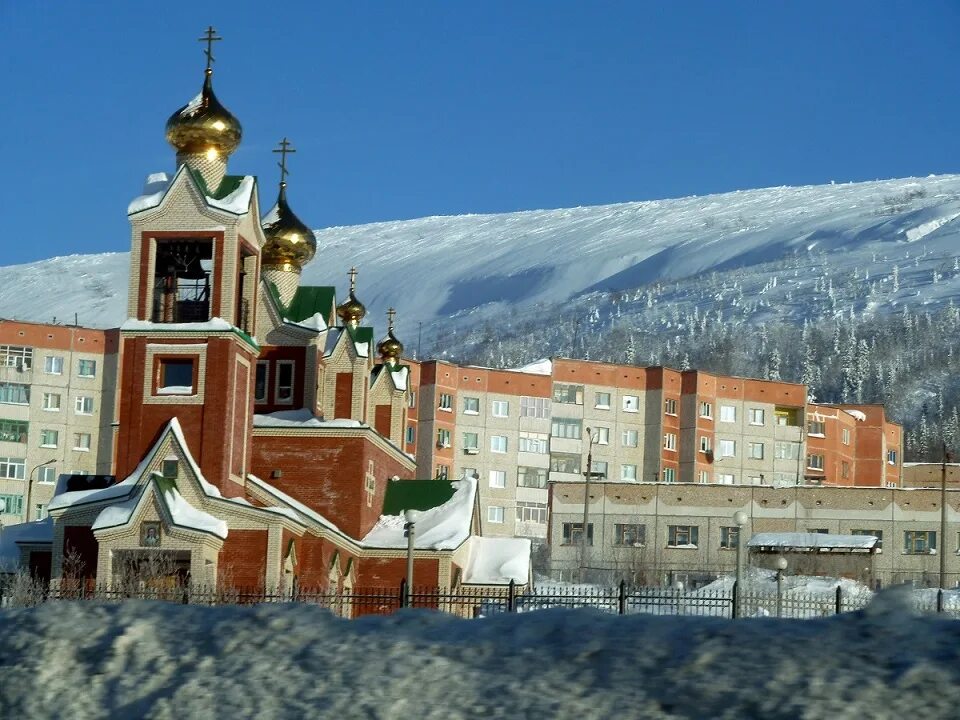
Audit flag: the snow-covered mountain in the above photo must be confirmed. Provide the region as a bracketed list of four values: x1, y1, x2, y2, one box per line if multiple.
[3, 174, 960, 341]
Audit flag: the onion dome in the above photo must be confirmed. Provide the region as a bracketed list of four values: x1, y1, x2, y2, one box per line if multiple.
[165, 69, 242, 159]
[377, 308, 404, 365]
[261, 183, 317, 272]
[336, 267, 367, 327]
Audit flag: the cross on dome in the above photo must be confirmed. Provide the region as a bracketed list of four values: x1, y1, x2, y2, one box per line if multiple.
[348, 266, 358, 292]
[199, 25, 222, 73]
[273, 137, 296, 187]
[387, 307, 396, 331]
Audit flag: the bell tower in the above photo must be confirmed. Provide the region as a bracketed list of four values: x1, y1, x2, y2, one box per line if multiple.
[116, 28, 264, 495]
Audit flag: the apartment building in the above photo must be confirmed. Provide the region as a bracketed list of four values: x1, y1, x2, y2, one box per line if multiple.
[0, 321, 119, 526]
[414, 358, 903, 541]
[548, 480, 958, 588]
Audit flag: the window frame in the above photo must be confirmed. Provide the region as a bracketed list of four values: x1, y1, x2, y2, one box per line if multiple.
[490, 435, 508, 453]
[719, 405, 736, 423]
[463, 396, 480, 415]
[274, 360, 295, 405]
[667, 524, 699, 548]
[74, 396, 94, 415]
[77, 359, 97, 378]
[491, 400, 509, 418]
[254, 361, 269, 403]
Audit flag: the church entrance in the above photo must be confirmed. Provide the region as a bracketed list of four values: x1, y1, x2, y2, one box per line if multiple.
[112, 549, 191, 597]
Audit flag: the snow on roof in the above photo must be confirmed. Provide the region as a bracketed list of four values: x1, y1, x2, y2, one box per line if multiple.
[845, 409, 868, 422]
[223, 496, 302, 523]
[91, 493, 142, 531]
[121, 317, 234, 333]
[0, 518, 53, 567]
[128, 172, 172, 214]
[390, 366, 409, 391]
[252, 409, 366, 429]
[362, 477, 476, 551]
[163, 488, 228, 538]
[462, 536, 531, 585]
[247, 474, 344, 535]
[168, 417, 222, 499]
[748, 532, 878, 550]
[287, 312, 327, 332]
[206, 175, 255, 215]
[512, 358, 553, 375]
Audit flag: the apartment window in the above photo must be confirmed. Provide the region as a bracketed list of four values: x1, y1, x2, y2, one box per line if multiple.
[807, 454, 824, 470]
[667, 525, 699, 547]
[622, 429, 639, 448]
[809, 528, 829, 535]
[719, 405, 736, 423]
[0, 382, 30, 405]
[488, 470, 506, 489]
[436, 464, 449, 480]
[698, 470, 710, 483]
[888, 450, 898, 465]
[561, 522, 593, 545]
[0, 457, 26, 480]
[591, 460, 608, 478]
[487, 506, 504, 524]
[551, 418, 582, 440]
[463, 397, 480, 415]
[595, 392, 611, 409]
[808, 420, 826, 436]
[439, 393, 453, 411]
[43, 392, 61, 411]
[719, 439, 736, 457]
[550, 453, 581, 474]
[0, 493, 24, 516]
[490, 435, 508, 453]
[254, 361, 268, 402]
[775, 442, 799, 460]
[158, 358, 194, 394]
[842, 428, 851, 445]
[44, 356, 63, 375]
[749, 408, 764, 425]
[518, 432, 549, 454]
[851, 529, 883, 551]
[407, 391, 416, 409]
[621, 464, 637, 481]
[34, 503, 47, 520]
[664, 398, 677, 415]
[75, 396, 94, 415]
[719, 526, 740, 549]
[749, 475, 764, 486]
[718, 473, 735, 485]
[463, 432, 479, 451]
[841, 461, 850, 479]
[516, 501, 547, 524]
[73, 433, 92, 451]
[699, 436, 712, 453]
[552, 383, 584, 405]
[748, 442, 764, 460]
[593, 426, 610, 445]
[491, 400, 509, 418]
[39, 429, 58, 448]
[405, 425, 415, 444]
[274, 361, 294, 403]
[437, 428, 451, 448]
[664, 433, 677, 451]
[38, 466, 56, 484]
[0, 419, 27, 443]
[517, 466, 548, 489]
[904, 531, 936, 554]
[0, 346, 32, 369]
[699, 402, 713, 418]
[78, 359, 97, 378]
[662, 467, 676, 483]
[622, 395, 639, 412]
[520, 396, 550, 418]
[613, 524, 646, 546]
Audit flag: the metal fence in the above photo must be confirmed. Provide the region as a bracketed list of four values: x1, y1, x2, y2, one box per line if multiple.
[3, 576, 960, 619]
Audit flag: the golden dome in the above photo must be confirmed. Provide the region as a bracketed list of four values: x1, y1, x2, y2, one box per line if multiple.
[261, 184, 317, 272]
[336, 267, 367, 327]
[377, 308, 404, 364]
[165, 69, 242, 158]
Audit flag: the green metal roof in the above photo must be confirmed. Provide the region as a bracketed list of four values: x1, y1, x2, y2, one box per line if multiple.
[382, 479, 457, 516]
[187, 167, 246, 200]
[346, 324, 374, 346]
[266, 282, 336, 324]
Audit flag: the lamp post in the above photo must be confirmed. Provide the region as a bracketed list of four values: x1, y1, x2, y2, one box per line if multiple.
[775, 556, 788, 618]
[404, 509, 418, 608]
[24, 459, 56, 523]
[940, 444, 952, 590]
[579, 428, 605, 584]
[733, 510, 748, 617]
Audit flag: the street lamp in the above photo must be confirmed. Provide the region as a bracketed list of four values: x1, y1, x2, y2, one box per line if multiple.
[579, 427, 605, 584]
[25, 459, 56, 523]
[733, 510, 748, 617]
[404, 509, 418, 607]
[775, 556, 788, 618]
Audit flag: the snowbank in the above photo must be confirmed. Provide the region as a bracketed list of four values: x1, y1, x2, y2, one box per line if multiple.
[2, 588, 960, 718]
[362, 478, 476, 550]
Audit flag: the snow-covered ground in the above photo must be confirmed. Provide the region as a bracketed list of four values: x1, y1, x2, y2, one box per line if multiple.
[3, 175, 960, 342]
[2, 587, 960, 718]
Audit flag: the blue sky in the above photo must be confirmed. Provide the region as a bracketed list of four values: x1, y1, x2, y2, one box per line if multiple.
[1, 1, 958, 265]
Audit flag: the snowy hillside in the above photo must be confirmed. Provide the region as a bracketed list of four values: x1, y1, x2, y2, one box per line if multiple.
[2, 175, 960, 341]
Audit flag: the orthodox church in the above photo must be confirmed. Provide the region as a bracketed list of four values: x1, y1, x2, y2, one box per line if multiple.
[4, 30, 529, 596]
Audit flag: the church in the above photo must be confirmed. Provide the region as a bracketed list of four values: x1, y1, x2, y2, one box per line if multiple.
[2, 29, 529, 596]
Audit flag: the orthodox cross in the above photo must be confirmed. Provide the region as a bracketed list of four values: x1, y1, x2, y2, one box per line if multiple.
[348, 266, 358, 292]
[273, 138, 295, 185]
[387, 307, 396, 331]
[198, 26, 222, 72]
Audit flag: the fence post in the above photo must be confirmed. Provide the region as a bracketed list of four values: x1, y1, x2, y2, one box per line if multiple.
[507, 579, 516, 613]
[618, 580, 626, 615]
[731, 580, 738, 619]
[399, 578, 407, 609]
[938, 588, 944, 613]
[835, 585, 842, 615]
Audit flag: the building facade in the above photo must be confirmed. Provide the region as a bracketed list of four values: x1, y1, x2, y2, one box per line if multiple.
[0, 321, 119, 526]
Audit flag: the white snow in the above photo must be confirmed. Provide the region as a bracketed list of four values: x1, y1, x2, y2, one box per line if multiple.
[156, 385, 193, 395]
[0, 518, 53, 567]
[289, 312, 326, 332]
[362, 478, 476, 550]
[512, 358, 553, 375]
[389, 365, 409, 390]
[845, 409, 868, 421]
[163, 488, 228, 538]
[91, 494, 141, 531]
[748, 532, 879, 550]
[462, 536, 531, 585]
[121, 317, 234, 332]
[127, 172, 172, 214]
[205, 175, 256, 215]
[252, 409, 365, 428]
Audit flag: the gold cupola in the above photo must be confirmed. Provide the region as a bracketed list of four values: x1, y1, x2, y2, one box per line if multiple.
[337, 267, 367, 328]
[261, 139, 317, 273]
[377, 308, 404, 366]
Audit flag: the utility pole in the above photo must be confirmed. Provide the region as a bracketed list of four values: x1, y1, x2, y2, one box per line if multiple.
[941, 443, 951, 590]
[579, 428, 605, 583]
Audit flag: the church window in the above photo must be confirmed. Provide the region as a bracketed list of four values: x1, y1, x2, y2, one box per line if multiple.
[157, 359, 194, 395]
[275, 361, 294, 404]
[254, 362, 269, 403]
[405, 425, 415, 444]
